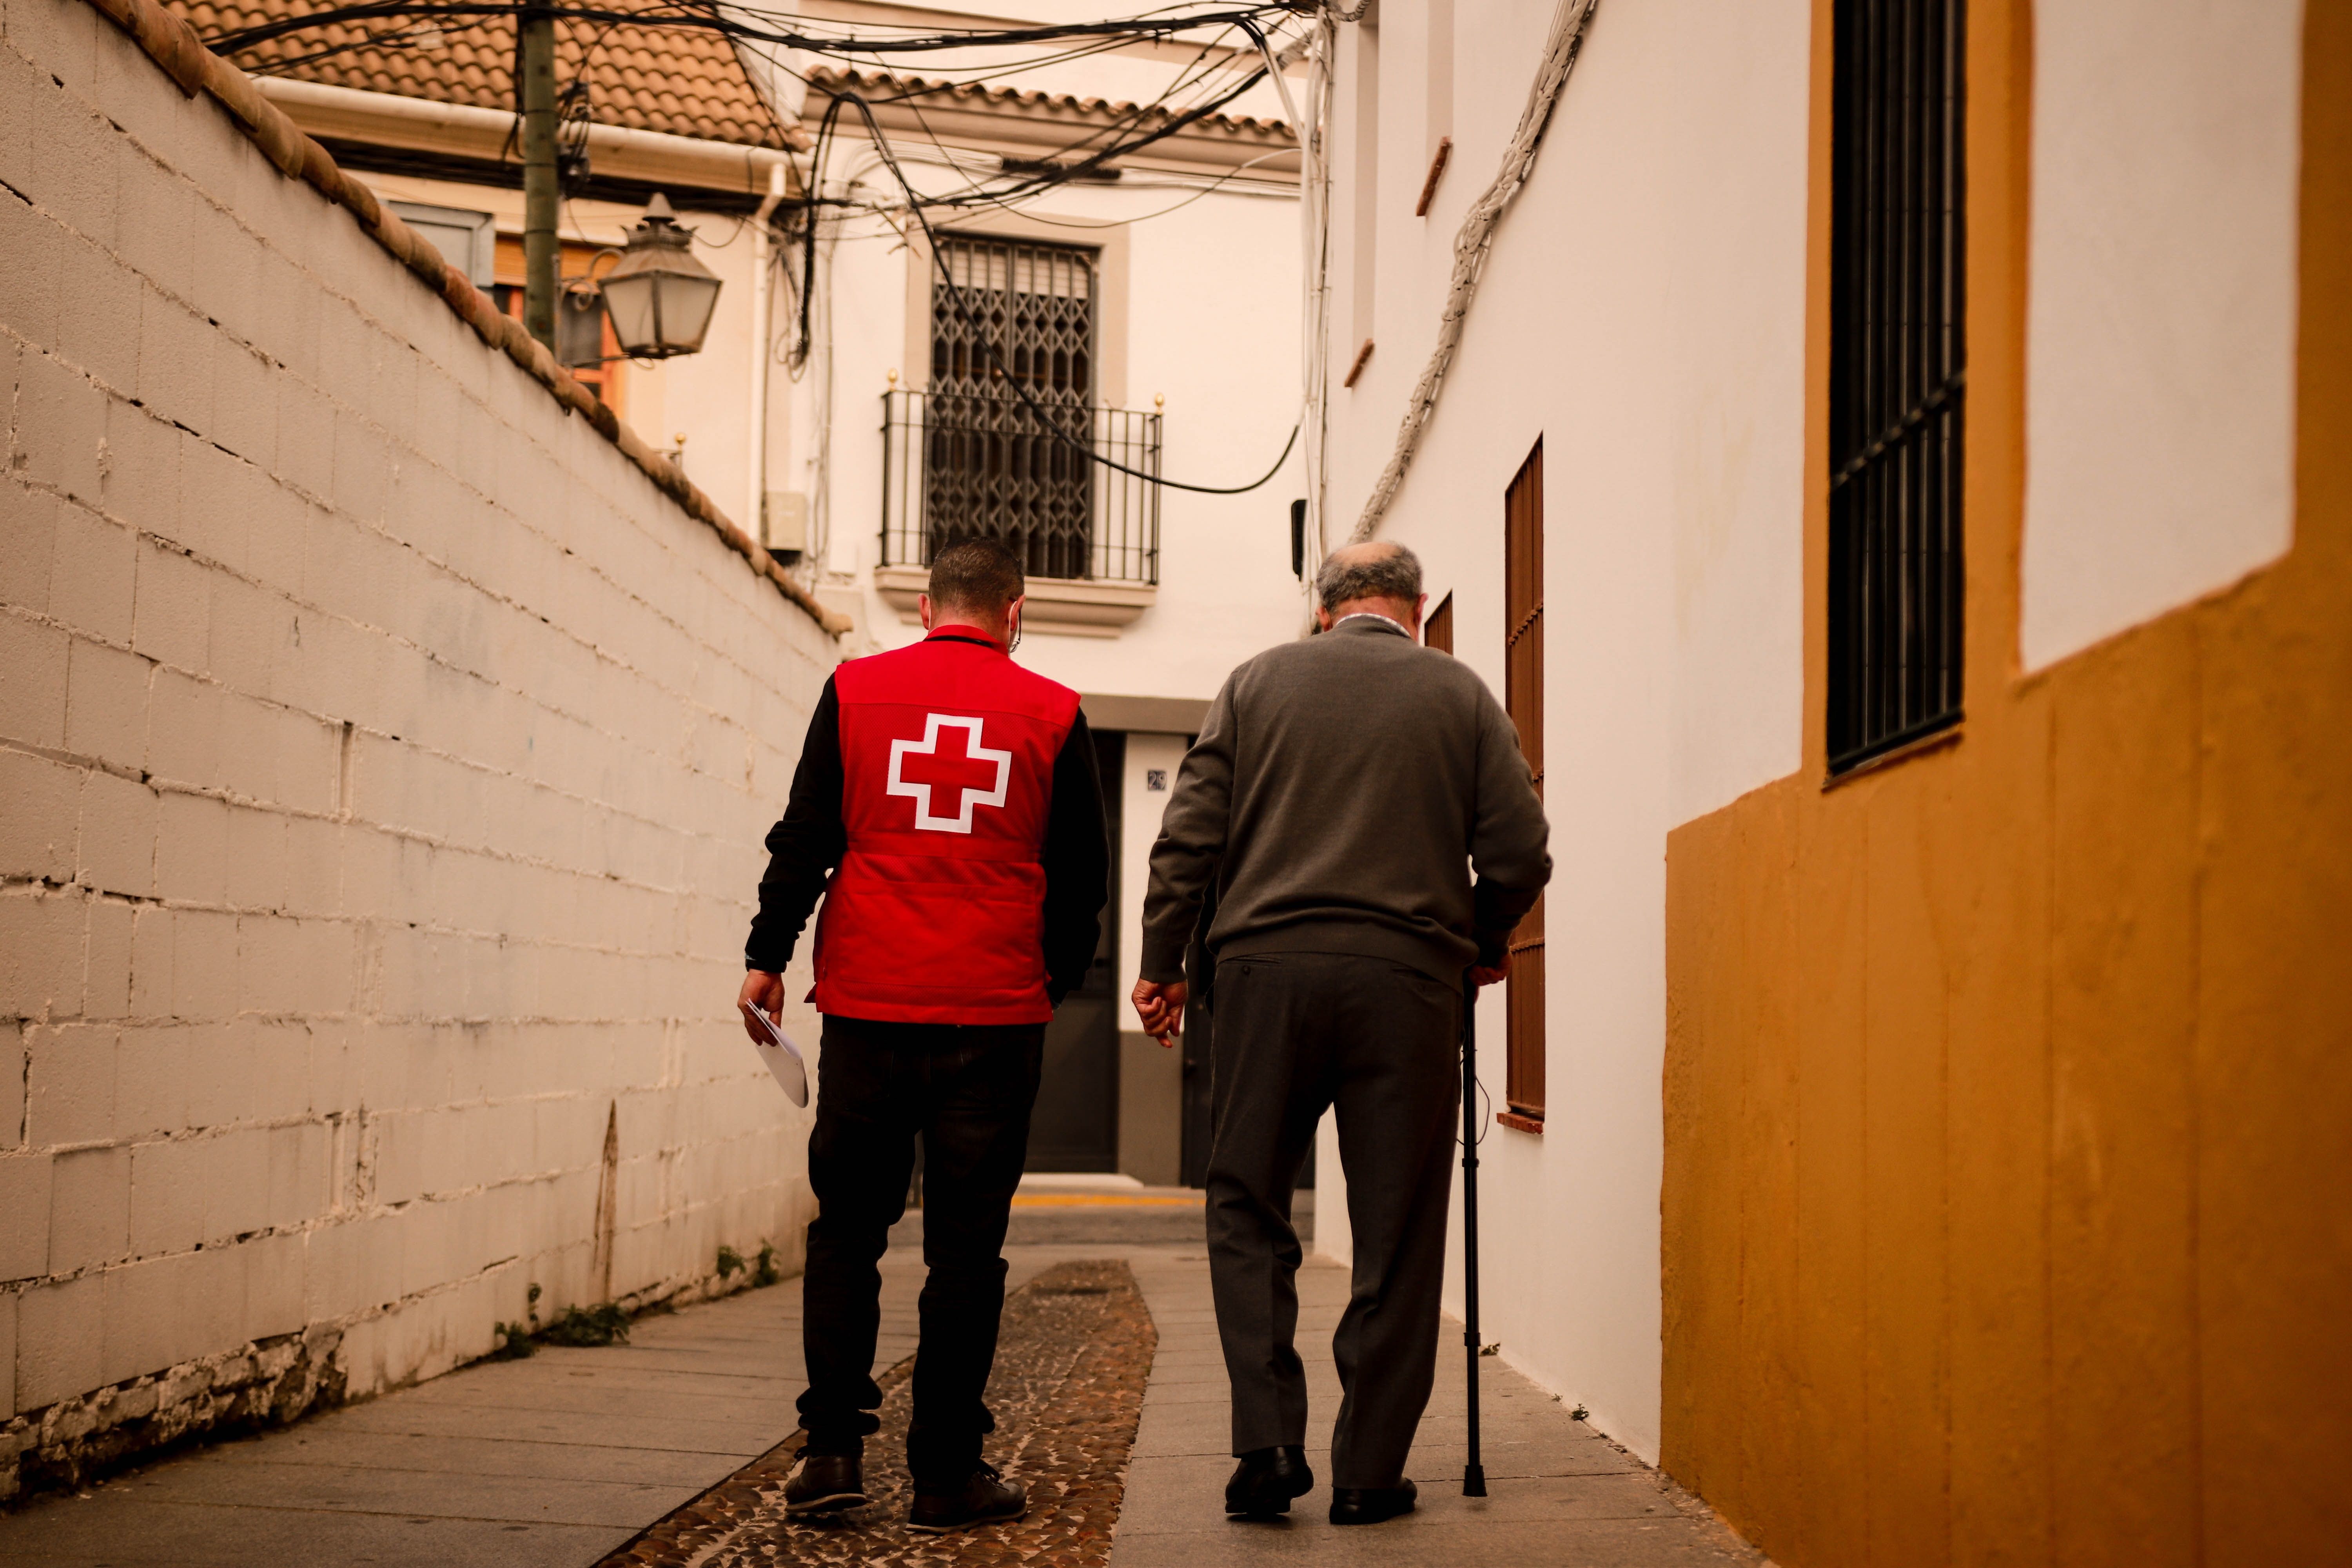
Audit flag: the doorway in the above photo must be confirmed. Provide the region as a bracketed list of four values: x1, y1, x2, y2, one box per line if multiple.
[1025, 728, 1124, 1171]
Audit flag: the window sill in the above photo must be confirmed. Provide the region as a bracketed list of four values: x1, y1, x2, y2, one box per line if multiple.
[875, 564, 1156, 638]
[1496, 1111, 1544, 1135]
[1822, 715, 1962, 790]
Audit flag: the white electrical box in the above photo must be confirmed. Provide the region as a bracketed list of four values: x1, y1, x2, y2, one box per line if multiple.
[763, 491, 809, 553]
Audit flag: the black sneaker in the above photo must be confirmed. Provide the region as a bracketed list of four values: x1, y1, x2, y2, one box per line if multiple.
[1225, 1444, 1315, 1518]
[784, 1449, 867, 1514]
[1329, 1478, 1417, 1526]
[906, 1461, 1026, 1534]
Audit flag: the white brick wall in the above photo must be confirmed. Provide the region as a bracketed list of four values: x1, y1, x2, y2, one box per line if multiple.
[0, 0, 833, 1458]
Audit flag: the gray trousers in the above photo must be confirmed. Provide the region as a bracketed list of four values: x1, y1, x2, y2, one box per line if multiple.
[1203, 951, 1461, 1488]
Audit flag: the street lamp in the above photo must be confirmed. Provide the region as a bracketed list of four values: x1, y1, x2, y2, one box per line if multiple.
[598, 194, 723, 360]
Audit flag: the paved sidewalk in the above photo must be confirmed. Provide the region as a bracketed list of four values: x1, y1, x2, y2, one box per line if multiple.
[1106, 1249, 1767, 1568]
[0, 1256, 958, 1566]
[0, 1227, 1763, 1566]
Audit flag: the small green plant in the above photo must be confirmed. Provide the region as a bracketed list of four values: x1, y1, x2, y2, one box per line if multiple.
[752, 1242, 782, 1288]
[717, 1245, 746, 1281]
[541, 1301, 631, 1347]
[490, 1284, 544, 1359]
[1570, 1403, 1590, 1422]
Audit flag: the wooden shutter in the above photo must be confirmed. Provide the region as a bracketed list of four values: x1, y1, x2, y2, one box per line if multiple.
[1424, 592, 1454, 653]
[1503, 441, 1544, 1123]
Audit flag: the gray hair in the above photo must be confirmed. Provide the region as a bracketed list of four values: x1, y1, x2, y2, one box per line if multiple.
[1314, 542, 1423, 612]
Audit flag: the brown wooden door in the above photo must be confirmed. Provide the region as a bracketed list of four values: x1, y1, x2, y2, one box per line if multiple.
[1503, 441, 1545, 1122]
[1424, 592, 1454, 653]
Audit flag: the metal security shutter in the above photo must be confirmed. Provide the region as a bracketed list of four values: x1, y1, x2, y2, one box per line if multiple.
[1826, 0, 1967, 773]
[1503, 441, 1544, 1123]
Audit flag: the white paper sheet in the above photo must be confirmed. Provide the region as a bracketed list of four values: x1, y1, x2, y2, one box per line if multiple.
[740, 1005, 808, 1107]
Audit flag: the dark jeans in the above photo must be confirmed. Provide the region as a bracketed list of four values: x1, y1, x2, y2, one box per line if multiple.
[1204, 951, 1461, 1489]
[798, 1014, 1044, 1487]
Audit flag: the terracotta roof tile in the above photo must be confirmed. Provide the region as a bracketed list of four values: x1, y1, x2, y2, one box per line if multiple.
[171, 0, 789, 147]
[807, 63, 1295, 145]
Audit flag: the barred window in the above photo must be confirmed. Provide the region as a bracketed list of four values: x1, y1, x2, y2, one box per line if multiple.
[1827, 0, 1967, 773]
[925, 236, 1098, 581]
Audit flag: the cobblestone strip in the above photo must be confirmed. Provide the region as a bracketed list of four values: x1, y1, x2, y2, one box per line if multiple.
[598, 1259, 1157, 1567]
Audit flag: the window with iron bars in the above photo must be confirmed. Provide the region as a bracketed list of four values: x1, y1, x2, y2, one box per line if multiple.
[880, 236, 1161, 584]
[1827, 0, 1967, 773]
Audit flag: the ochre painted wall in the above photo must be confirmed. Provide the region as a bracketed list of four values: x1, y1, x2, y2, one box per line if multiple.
[1659, 3, 2352, 1564]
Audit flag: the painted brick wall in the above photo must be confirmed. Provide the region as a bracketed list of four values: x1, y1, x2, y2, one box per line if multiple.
[0, 0, 832, 1492]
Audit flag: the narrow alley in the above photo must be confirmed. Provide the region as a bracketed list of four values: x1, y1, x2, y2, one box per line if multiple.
[4, 0, 2345, 1559]
[0, 1199, 1762, 1566]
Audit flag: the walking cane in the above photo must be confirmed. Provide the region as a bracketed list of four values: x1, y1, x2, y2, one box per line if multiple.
[1460, 971, 1488, 1498]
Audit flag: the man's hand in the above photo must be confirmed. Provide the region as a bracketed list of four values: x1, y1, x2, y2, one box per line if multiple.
[1469, 964, 1509, 989]
[739, 969, 786, 1043]
[1131, 978, 1188, 1046]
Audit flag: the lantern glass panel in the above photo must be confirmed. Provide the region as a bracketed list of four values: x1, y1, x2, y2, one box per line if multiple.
[661, 274, 724, 353]
[601, 274, 660, 356]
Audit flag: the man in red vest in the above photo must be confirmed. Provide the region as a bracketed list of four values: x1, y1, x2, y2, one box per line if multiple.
[737, 538, 1108, 1533]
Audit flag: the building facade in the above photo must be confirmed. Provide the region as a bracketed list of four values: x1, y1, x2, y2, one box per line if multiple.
[1312, 1, 2349, 1563]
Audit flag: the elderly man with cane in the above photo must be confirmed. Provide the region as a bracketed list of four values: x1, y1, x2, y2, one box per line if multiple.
[739, 537, 1109, 1533]
[1133, 541, 1551, 1526]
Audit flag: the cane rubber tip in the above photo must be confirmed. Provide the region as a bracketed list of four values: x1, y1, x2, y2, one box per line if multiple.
[1462, 1464, 1487, 1498]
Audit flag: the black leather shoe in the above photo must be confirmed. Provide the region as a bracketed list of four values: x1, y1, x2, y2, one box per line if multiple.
[784, 1449, 867, 1514]
[1329, 1478, 1417, 1526]
[1225, 1445, 1315, 1518]
[907, 1462, 1027, 1533]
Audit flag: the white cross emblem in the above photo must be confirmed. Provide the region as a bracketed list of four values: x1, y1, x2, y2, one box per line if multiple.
[886, 714, 1013, 834]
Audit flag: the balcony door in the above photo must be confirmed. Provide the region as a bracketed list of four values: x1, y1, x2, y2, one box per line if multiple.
[926, 235, 1099, 580]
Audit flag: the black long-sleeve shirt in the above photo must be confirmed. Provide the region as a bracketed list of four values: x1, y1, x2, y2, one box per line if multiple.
[744, 657, 1110, 1007]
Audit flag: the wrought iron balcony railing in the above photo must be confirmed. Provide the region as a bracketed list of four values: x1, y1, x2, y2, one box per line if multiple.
[881, 388, 1162, 586]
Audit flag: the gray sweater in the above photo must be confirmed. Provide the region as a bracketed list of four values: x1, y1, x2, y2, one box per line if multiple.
[1140, 614, 1552, 985]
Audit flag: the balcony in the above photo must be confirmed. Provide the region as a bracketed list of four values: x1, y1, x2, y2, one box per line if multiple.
[878, 388, 1162, 636]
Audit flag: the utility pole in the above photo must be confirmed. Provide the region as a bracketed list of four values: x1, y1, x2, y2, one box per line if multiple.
[518, 4, 559, 349]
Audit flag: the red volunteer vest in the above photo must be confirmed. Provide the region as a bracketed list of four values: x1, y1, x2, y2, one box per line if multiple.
[811, 628, 1081, 1024]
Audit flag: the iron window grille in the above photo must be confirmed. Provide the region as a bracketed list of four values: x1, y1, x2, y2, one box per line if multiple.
[881, 236, 1161, 584]
[1827, 0, 1967, 773]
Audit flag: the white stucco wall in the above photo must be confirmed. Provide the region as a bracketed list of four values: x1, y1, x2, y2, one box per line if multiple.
[1312, 0, 1813, 1465]
[2021, 0, 2305, 669]
[0, 0, 831, 1474]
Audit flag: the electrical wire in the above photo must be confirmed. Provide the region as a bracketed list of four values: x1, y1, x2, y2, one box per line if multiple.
[829, 89, 1300, 495]
[205, 0, 1303, 62]
[869, 18, 1251, 214]
[222, 0, 1314, 501]
[764, 22, 1309, 485]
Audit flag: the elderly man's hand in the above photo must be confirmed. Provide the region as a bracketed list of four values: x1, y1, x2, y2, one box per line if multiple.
[1131, 978, 1187, 1045]
[1469, 963, 1509, 988]
[739, 969, 786, 1043]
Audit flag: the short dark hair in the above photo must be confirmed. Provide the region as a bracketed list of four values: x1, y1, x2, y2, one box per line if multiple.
[1315, 542, 1423, 612]
[927, 537, 1025, 613]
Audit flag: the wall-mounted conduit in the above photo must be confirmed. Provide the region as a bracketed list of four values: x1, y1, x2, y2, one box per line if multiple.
[1345, 0, 1601, 543]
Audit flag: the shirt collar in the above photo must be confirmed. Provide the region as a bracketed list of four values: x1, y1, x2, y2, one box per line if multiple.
[1330, 611, 1413, 639]
[926, 627, 1006, 652]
